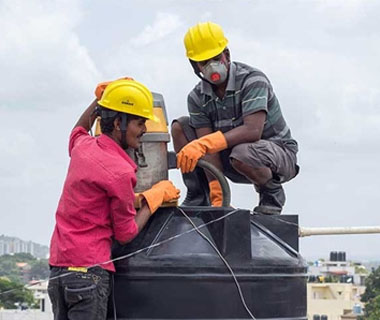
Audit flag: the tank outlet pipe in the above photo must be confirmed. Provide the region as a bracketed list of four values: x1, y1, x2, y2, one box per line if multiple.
[299, 226, 380, 237]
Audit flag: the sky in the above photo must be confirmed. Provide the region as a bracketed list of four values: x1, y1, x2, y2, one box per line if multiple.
[1, 0, 380, 261]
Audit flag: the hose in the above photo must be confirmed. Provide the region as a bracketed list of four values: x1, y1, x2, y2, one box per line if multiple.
[167, 151, 231, 207]
[197, 159, 231, 207]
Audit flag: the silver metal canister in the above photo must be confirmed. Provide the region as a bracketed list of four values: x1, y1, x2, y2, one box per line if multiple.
[128, 93, 170, 193]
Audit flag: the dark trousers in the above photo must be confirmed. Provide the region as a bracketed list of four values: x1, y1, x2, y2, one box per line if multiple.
[48, 266, 111, 320]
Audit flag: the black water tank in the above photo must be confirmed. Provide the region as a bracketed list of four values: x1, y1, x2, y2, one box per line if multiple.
[337, 251, 344, 261]
[321, 315, 328, 320]
[330, 251, 337, 261]
[110, 207, 307, 319]
[313, 316, 321, 320]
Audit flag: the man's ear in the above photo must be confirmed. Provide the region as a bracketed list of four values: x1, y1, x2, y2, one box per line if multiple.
[113, 117, 121, 131]
[224, 47, 231, 65]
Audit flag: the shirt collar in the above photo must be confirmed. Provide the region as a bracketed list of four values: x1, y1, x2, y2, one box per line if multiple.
[200, 62, 237, 96]
[97, 134, 137, 172]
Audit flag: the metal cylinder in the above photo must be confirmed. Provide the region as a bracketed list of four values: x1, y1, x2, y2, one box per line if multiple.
[330, 251, 337, 262]
[129, 133, 170, 193]
[129, 92, 171, 193]
[299, 226, 380, 237]
[337, 251, 344, 262]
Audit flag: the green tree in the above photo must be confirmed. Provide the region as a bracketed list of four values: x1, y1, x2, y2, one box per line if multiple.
[364, 295, 380, 320]
[0, 253, 45, 283]
[360, 266, 380, 318]
[0, 258, 21, 283]
[12, 253, 35, 261]
[0, 278, 35, 309]
[29, 259, 49, 280]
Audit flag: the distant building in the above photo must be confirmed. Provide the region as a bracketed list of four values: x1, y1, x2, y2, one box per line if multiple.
[0, 235, 49, 259]
[28, 280, 52, 314]
[308, 251, 367, 286]
[15, 262, 32, 283]
[308, 282, 365, 320]
[307, 251, 367, 320]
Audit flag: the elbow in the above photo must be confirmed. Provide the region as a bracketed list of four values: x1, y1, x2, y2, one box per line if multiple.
[117, 238, 131, 246]
[251, 134, 262, 143]
[249, 125, 264, 142]
[117, 239, 128, 245]
[115, 224, 139, 245]
[238, 124, 263, 144]
[116, 234, 137, 246]
[244, 130, 262, 144]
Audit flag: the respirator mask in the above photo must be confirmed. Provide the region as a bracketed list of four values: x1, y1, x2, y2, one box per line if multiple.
[199, 56, 228, 85]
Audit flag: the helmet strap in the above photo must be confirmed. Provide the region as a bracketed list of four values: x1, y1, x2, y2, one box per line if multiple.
[189, 59, 215, 86]
[189, 58, 230, 87]
[120, 113, 128, 150]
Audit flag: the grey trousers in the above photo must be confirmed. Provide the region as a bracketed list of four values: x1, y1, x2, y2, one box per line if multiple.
[173, 116, 299, 211]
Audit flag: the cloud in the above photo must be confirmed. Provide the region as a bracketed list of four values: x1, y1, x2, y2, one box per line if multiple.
[130, 12, 183, 47]
[1, 0, 380, 258]
[0, 0, 100, 111]
[0, 0, 99, 244]
[226, 3, 380, 151]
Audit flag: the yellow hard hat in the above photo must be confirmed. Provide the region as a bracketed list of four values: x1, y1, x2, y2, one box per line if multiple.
[98, 79, 157, 122]
[184, 22, 228, 62]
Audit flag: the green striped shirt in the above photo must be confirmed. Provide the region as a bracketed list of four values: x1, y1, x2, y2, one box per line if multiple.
[188, 62, 298, 152]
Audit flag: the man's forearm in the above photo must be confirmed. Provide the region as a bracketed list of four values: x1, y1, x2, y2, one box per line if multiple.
[224, 111, 266, 147]
[135, 202, 152, 232]
[73, 99, 98, 131]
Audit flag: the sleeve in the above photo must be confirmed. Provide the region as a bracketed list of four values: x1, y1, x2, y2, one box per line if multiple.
[240, 74, 270, 117]
[187, 91, 212, 129]
[107, 173, 138, 243]
[68, 126, 89, 157]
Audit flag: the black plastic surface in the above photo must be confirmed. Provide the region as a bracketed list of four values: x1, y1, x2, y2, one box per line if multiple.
[109, 207, 307, 319]
[253, 214, 299, 252]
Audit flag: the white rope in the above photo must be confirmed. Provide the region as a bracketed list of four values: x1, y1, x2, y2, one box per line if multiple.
[177, 207, 256, 320]
[0, 208, 241, 296]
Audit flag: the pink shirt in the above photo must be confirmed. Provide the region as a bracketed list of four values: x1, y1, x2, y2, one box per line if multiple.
[49, 127, 138, 272]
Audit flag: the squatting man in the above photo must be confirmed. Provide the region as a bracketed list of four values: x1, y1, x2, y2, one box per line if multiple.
[172, 21, 299, 214]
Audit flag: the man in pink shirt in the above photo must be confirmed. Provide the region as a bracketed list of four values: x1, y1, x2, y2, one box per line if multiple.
[48, 79, 179, 320]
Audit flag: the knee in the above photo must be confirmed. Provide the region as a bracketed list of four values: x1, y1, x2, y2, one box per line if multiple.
[230, 157, 272, 186]
[230, 144, 250, 172]
[230, 158, 244, 172]
[230, 157, 253, 179]
[171, 121, 185, 142]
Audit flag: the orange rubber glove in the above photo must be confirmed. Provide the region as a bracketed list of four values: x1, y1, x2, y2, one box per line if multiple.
[209, 180, 223, 207]
[95, 77, 134, 100]
[141, 180, 180, 214]
[177, 131, 228, 173]
[95, 81, 111, 100]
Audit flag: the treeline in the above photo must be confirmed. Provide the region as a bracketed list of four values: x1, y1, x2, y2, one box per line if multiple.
[0, 253, 49, 309]
[0, 252, 49, 282]
[360, 266, 380, 319]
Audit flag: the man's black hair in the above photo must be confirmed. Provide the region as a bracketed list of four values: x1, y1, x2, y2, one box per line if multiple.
[97, 105, 141, 134]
